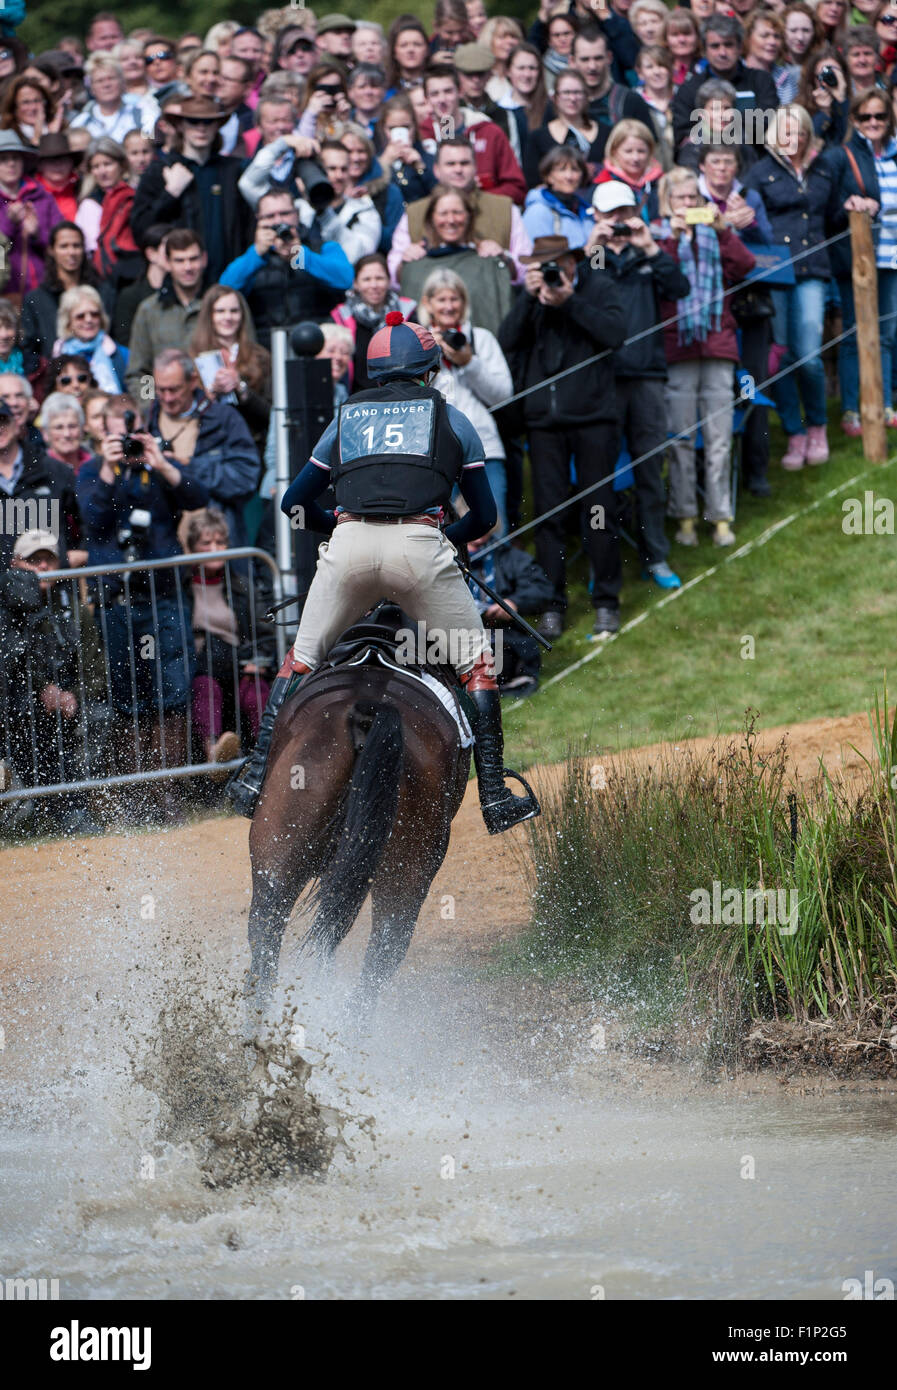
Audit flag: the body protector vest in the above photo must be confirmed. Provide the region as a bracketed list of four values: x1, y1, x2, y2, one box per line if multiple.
[331, 381, 464, 516]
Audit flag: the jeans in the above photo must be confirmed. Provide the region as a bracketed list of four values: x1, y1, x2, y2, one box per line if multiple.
[771, 279, 827, 435]
[484, 457, 508, 537]
[105, 597, 194, 717]
[839, 270, 897, 414]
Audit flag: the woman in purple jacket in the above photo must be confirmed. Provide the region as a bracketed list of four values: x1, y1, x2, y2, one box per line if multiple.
[0, 129, 62, 300]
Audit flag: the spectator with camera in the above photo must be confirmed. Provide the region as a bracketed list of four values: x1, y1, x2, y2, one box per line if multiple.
[75, 391, 210, 820]
[143, 348, 259, 549]
[587, 181, 690, 591]
[498, 234, 626, 638]
[124, 228, 206, 398]
[419, 265, 514, 533]
[220, 188, 353, 351]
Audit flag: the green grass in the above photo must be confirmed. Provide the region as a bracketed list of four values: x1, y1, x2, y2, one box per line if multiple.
[499, 688, 897, 1053]
[503, 407, 897, 768]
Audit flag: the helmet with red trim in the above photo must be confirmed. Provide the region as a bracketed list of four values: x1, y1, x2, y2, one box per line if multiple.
[366, 310, 440, 381]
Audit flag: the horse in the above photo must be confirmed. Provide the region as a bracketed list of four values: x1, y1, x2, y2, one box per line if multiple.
[244, 617, 471, 1036]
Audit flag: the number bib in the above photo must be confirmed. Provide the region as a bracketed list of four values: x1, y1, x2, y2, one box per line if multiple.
[338, 399, 436, 463]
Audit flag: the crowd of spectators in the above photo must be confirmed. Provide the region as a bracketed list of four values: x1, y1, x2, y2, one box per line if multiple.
[0, 0, 890, 828]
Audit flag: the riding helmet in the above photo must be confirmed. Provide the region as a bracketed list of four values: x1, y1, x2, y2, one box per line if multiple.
[366, 311, 440, 381]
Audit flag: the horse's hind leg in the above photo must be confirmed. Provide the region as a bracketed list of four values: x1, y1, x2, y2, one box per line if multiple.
[349, 843, 448, 1029]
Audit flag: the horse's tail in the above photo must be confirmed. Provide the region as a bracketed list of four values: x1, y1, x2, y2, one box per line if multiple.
[305, 699, 404, 955]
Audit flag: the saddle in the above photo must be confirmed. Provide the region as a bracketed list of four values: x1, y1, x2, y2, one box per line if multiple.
[304, 603, 474, 746]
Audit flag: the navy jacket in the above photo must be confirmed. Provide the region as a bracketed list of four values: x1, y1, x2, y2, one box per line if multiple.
[147, 390, 260, 548]
[826, 130, 897, 279]
[745, 148, 838, 282]
[76, 452, 209, 597]
[602, 246, 690, 379]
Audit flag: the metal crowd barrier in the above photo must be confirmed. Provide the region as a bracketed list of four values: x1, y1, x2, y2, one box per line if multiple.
[0, 548, 285, 806]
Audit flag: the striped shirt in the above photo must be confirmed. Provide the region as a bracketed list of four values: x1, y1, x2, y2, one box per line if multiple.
[868, 136, 897, 270]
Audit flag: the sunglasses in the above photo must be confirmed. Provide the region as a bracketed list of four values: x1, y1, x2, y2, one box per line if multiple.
[182, 116, 220, 126]
[145, 50, 175, 63]
[0, 49, 13, 61]
[59, 372, 90, 385]
[880, 12, 897, 21]
[289, 40, 314, 52]
[856, 110, 888, 122]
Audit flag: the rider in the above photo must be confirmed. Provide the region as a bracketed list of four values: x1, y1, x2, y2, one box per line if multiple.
[227, 311, 540, 834]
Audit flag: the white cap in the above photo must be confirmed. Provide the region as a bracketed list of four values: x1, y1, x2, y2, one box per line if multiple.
[592, 181, 637, 214]
[13, 528, 59, 559]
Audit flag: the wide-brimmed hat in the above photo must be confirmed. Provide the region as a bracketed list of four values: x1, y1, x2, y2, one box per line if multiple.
[0, 129, 36, 160]
[318, 13, 356, 34]
[35, 132, 83, 164]
[520, 234, 585, 266]
[453, 43, 495, 75]
[169, 96, 229, 124]
[36, 48, 84, 77]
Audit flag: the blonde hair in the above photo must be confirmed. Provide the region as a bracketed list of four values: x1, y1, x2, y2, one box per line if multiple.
[629, 0, 669, 37]
[604, 118, 658, 165]
[56, 285, 109, 340]
[417, 267, 470, 324]
[480, 15, 525, 62]
[657, 166, 700, 216]
[84, 53, 125, 83]
[319, 323, 354, 352]
[768, 102, 815, 155]
[204, 20, 240, 53]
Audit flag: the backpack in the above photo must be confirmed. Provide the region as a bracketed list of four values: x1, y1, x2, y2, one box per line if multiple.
[93, 183, 139, 282]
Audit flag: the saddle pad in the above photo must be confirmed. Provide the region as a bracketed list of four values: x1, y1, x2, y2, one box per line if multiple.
[415, 671, 475, 749]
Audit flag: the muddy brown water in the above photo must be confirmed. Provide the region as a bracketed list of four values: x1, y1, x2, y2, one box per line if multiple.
[1, 709, 894, 1301]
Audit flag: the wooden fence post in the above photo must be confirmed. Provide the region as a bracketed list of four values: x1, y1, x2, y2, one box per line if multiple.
[849, 210, 887, 463]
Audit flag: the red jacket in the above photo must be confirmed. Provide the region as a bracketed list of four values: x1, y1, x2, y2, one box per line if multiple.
[34, 172, 79, 223]
[658, 226, 755, 364]
[420, 113, 527, 206]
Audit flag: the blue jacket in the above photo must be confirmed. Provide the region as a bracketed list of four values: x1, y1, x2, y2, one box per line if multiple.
[147, 390, 260, 548]
[220, 241, 353, 297]
[522, 187, 594, 250]
[360, 158, 406, 254]
[826, 129, 897, 278]
[745, 148, 838, 281]
[76, 453, 209, 597]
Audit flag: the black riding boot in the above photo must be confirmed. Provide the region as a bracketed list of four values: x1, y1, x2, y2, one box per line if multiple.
[467, 686, 540, 835]
[226, 670, 304, 819]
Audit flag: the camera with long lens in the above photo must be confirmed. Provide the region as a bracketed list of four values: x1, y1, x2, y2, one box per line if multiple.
[295, 157, 334, 214]
[541, 260, 563, 287]
[120, 409, 144, 464]
[117, 508, 152, 565]
[442, 328, 467, 350]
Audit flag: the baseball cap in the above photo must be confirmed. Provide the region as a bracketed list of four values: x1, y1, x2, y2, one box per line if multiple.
[13, 528, 59, 560]
[593, 181, 638, 214]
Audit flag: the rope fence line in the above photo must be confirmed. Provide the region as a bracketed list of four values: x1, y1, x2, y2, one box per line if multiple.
[476, 297, 897, 563]
[484, 226, 853, 417]
[506, 455, 897, 709]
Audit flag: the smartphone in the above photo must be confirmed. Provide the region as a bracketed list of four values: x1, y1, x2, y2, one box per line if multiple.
[390, 126, 410, 145]
[685, 206, 715, 225]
